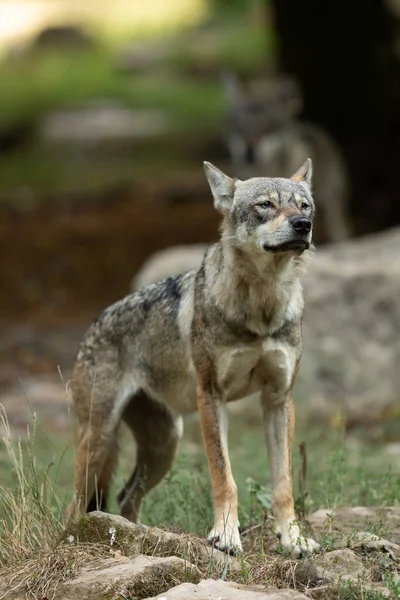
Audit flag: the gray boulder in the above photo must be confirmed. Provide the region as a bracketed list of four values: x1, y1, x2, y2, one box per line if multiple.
[56, 555, 201, 600]
[301, 227, 400, 429]
[131, 244, 208, 290]
[37, 101, 172, 148]
[145, 579, 310, 600]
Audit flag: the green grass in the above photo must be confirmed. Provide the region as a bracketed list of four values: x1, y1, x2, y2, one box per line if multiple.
[338, 577, 400, 600]
[0, 401, 399, 598]
[137, 418, 400, 534]
[1, 404, 398, 542]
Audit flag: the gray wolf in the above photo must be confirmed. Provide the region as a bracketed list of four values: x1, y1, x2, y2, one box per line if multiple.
[224, 72, 351, 244]
[68, 159, 320, 556]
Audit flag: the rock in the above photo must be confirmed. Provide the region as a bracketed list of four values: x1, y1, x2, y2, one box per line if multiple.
[63, 511, 241, 576]
[37, 101, 172, 148]
[301, 228, 400, 433]
[144, 579, 310, 600]
[295, 548, 364, 586]
[131, 244, 208, 290]
[0, 374, 72, 437]
[347, 531, 400, 559]
[308, 507, 400, 545]
[55, 554, 200, 600]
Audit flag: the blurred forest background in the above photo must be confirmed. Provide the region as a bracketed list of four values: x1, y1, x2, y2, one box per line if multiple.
[0, 0, 399, 532]
[0, 0, 400, 329]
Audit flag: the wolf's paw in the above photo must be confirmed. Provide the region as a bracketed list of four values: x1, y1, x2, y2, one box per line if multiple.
[207, 521, 242, 555]
[277, 523, 320, 557]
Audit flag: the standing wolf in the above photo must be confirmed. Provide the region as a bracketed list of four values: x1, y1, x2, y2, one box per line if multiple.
[68, 159, 319, 556]
[224, 73, 351, 244]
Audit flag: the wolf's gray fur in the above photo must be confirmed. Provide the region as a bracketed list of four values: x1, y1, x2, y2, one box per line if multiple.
[68, 160, 319, 556]
[224, 72, 351, 244]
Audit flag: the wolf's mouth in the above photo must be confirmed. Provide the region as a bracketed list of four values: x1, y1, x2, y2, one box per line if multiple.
[263, 239, 310, 253]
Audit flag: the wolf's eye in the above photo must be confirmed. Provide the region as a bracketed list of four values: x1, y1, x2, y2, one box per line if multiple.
[301, 202, 309, 211]
[257, 201, 274, 210]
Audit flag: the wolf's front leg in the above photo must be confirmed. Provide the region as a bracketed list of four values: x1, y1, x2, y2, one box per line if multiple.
[196, 384, 242, 554]
[261, 390, 319, 556]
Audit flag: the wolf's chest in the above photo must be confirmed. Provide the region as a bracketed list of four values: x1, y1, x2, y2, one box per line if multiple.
[216, 338, 298, 402]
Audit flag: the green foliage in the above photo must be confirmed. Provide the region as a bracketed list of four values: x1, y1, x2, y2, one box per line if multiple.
[318, 512, 338, 551]
[246, 477, 272, 511]
[0, 21, 269, 129]
[140, 453, 214, 535]
[0, 18, 272, 197]
[337, 577, 399, 600]
[384, 572, 400, 599]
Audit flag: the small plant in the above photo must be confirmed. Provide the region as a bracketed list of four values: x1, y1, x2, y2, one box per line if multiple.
[246, 477, 273, 512]
[338, 577, 398, 600]
[384, 572, 400, 599]
[318, 530, 338, 552]
[364, 518, 391, 540]
[140, 453, 214, 536]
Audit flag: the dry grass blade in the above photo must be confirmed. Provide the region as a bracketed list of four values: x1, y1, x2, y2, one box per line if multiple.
[0, 542, 112, 600]
[0, 406, 65, 567]
[244, 553, 300, 589]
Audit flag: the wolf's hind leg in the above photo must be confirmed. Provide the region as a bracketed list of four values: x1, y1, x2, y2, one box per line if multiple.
[66, 362, 123, 524]
[117, 390, 182, 522]
[86, 440, 119, 512]
[67, 422, 118, 523]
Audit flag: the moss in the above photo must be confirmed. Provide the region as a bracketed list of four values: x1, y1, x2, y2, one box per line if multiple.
[124, 561, 201, 600]
[61, 513, 142, 557]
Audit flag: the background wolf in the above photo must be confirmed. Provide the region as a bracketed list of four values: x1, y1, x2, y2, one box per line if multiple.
[224, 72, 351, 244]
[68, 159, 319, 556]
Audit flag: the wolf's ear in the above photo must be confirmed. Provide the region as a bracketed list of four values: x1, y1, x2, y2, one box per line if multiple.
[203, 161, 235, 215]
[291, 158, 312, 188]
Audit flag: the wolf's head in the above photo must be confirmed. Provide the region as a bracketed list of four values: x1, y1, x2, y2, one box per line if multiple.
[223, 72, 302, 148]
[204, 159, 314, 256]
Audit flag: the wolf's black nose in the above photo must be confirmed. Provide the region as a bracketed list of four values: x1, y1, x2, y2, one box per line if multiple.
[289, 216, 311, 234]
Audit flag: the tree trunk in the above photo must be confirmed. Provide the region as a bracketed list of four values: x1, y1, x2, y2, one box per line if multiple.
[271, 0, 400, 235]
